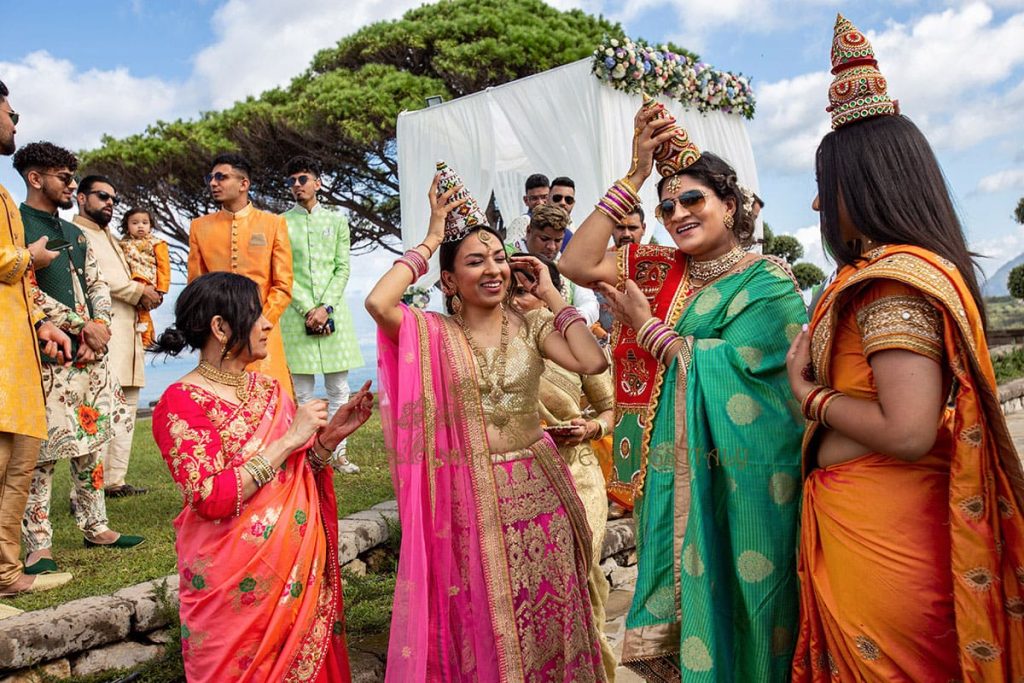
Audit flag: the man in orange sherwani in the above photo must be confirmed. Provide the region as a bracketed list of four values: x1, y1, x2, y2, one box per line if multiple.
[187, 153, 294, 394]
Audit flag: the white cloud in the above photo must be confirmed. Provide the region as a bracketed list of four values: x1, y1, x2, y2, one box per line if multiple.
[192, 0, 426, 109]
[790, 223, 832, 270]
[751, 3, 1024, 174]
[976, 168, 1024, 194]
[0, 50, 187, 151]
[974, 225, 1024, 278]
[748, 72, 832, 174]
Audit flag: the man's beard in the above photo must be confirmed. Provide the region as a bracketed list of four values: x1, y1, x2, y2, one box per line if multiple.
[85, 205, 111, 227]
[0, 137, 14, 156]
[56, 197, 74, 211]
[616, 237, 635, 247]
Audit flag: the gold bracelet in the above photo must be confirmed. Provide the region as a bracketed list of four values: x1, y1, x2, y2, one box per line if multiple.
[618, 176, 640, 198]
[243, 455, 276, 487]
[818, 390, 843, 429]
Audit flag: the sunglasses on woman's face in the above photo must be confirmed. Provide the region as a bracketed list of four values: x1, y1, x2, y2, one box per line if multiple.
[655, 189, 707, 223]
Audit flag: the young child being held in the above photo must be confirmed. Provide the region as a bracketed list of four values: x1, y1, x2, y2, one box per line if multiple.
[119, 208, 170, 347]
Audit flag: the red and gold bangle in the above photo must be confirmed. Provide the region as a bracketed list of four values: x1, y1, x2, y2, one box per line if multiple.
[800, 386, 827, 422]
[818, 390, 843, 428]
[801, 386, 842, 424]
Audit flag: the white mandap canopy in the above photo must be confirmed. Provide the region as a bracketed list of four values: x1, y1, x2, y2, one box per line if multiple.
[396, 58, 760, 284]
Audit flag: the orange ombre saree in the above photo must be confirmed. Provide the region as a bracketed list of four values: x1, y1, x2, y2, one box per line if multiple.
[153, 374, 350, 683]
[794, 245, 1024, 682]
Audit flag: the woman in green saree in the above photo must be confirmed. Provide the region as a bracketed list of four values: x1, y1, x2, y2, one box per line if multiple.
[560, 104, 807, 681]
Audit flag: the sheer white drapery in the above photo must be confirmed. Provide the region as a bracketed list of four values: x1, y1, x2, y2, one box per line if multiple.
[396, 58, 760, 285]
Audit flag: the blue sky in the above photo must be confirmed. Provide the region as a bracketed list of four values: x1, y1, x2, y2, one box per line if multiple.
[3, 0, 1023, 292]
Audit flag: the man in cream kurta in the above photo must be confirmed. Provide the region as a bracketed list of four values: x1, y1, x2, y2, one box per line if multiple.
[188, 153, 294, 393]
[76, 176, 159, 497]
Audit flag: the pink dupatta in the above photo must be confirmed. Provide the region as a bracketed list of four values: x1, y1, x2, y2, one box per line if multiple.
[153, 375, 350, 683]
[379, 305, 501, 682]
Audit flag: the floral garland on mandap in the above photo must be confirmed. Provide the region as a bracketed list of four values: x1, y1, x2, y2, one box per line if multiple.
[592, 37, 756, 120]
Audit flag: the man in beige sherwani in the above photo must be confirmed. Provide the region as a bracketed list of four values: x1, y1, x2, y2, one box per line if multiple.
[75, 175, 161, 497]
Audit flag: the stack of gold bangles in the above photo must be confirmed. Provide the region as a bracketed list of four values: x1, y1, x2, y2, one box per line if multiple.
[243, 454, 277, 487]
[801, 386, 842, 428]
[596, 178, 640, 223]
[637, 317, 681, 364]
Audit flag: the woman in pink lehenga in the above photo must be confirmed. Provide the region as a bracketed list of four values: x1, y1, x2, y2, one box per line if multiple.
[151, 272, 374, 682]
[366, 167, 611, 682]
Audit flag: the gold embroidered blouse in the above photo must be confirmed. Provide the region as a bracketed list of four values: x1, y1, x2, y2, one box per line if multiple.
[475, 308, 554, 453]
[832, 280, 944, 400]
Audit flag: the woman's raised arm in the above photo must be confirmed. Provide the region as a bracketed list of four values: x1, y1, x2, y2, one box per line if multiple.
[365, 176, 465, 340]
[560, 104, 675, 288]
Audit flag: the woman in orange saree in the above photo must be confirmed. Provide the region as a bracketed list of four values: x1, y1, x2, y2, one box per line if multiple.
[151, 272, 373, 682]
[786, 15, 1024, 682]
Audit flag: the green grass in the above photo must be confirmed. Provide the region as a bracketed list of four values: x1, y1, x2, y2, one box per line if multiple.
[3, 412, 395, 613]
[985, 296, 1024, 331]
[994, 346, 1024, 384]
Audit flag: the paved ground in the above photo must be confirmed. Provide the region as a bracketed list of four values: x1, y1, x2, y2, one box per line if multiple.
[1007, 410, 1024, 455]
[605, 589, 643, 682]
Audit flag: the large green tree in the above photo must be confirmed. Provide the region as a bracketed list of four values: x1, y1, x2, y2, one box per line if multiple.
[761, 224, 826, 290]
[80, 0, 626, 262]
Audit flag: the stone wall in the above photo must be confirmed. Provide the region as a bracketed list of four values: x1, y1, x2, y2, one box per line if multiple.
[0, 500, 636, 681]
[1000, 377, 1024, 415]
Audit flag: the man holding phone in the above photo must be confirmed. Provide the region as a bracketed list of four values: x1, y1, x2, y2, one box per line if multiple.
[13, 141, 144, 576]
[0, 81, 76, 600]
[279, 157, 363, 473]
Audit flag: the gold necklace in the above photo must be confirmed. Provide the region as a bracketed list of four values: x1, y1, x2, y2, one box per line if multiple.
[688, 245, 746, 282]
[457, 308, 510, 427]
[197, 359, 250, 402]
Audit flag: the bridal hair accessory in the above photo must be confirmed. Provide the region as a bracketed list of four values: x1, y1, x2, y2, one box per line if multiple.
[827, 14, 898, 130]
[435, 160, 490, 243]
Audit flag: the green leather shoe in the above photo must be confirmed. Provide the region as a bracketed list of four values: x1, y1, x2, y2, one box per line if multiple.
[24, 558, 59, 575]
[84, 534, 146, 549]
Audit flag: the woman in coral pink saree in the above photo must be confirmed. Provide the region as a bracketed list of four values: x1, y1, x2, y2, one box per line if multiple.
[152, 273, 373, 682]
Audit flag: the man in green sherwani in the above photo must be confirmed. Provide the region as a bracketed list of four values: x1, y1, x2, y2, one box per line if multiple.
[280, 156, 363, 473]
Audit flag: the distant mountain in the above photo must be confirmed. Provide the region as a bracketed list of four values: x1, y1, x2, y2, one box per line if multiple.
[984, 252, 1024, 297]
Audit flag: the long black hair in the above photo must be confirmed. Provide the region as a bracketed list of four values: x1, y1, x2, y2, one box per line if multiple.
[817, 114, 986, 327]
[656, 152, 755, 247]
[153, 272, 262, 359]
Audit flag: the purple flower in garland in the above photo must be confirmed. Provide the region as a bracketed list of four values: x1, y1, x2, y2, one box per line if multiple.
[591, 35, 756, 119]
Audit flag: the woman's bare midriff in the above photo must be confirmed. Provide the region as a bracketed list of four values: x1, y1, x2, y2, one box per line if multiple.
[814, 428, 873, 468]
